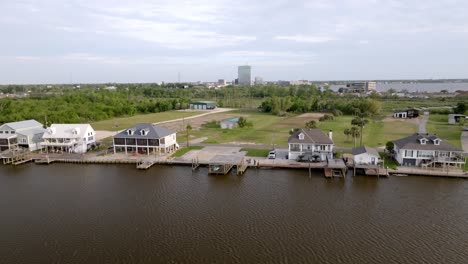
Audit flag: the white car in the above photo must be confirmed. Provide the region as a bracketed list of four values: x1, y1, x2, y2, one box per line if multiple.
[268, 151, 276, 159]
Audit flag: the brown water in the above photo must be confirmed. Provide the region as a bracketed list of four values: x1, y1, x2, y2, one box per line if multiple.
[1, 164, 468, 263]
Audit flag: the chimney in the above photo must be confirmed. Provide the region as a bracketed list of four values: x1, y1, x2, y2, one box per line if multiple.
[328, 130, 333, 141]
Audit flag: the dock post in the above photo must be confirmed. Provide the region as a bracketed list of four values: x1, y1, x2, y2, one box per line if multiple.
[308, 162, 311, 179]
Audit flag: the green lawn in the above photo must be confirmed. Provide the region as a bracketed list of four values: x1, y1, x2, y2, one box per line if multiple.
[191, 111, 291, 146]
[316, 116, 417, 148]
[189, 111, 418, 148]
[426, 114, 462, 148]
[91, 111, 203, 131]
[172, 146, 204, 157]
[240, 148, 272, 157]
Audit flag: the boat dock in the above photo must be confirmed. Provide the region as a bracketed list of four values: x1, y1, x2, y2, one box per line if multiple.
[208, 155, 244, 175]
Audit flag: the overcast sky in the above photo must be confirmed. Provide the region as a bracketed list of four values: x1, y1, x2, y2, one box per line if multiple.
[1, 0, 467, 84]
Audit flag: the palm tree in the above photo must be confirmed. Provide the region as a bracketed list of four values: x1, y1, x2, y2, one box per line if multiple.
[350, 126, 360, 147]
[186, 124, 192, 147]
[351, 116, 369, 146]
[344, 128, 351, 141]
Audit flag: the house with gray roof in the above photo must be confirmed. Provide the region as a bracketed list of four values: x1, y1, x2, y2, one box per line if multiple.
[288, 128, 334, 161]
[113, 123, 178, 155]
[0, 120, 45, 151]
[352, 146, 381, 165]
[393, 133, 465, 168]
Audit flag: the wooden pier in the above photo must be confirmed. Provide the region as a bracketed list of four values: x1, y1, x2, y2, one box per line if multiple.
[208, 155, 243, 175]
[236, 157, 249, 175]
[324, 159, 347, 178]
[137, 160, 156, 170]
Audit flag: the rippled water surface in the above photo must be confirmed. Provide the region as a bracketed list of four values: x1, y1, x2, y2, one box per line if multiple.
[1, 164, 468, 263]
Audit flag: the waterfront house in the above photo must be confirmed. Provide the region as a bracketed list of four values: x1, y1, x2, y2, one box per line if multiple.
[41, 124, 96, 154]
[220, 118, 239, 129]
[393, 108, 420, 119]
[393, 133, 465, 168]
[288, 128, 334, 161]
[448, 114, 466, 125]
[352, 146, 381, 165]
[113, 123, 178, 155]
[189, 101, 216, 110]
[0, 120, 45, 151]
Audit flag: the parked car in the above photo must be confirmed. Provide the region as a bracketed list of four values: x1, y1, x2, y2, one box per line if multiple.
[268, 151, 276, 159]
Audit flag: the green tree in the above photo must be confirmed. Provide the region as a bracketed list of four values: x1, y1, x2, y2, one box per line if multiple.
[186, 124, 192, 147]
[386, 141, 394, 153]
[238, 117, 247, 128]
[344, 128, 351, 141]
[454, 102, 466, 114]
[305, 120, 317, 128]
[351, 116, 368, 146]
[350, 126, 360, 147]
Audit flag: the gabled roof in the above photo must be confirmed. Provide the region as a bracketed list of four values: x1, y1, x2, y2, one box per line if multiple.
[352, 146, 379, 157]
[42, 124, 94, 139]
[114, 123, 175, 139]
[16, 128, 46, 136]
[288, 128, 333, 144]
[393, 133, 462, 152]
[1, 120, 43, 131]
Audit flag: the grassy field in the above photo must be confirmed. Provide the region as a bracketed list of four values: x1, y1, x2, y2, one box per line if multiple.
[172, 146, 204, 157]
[91, 111, 203, 131]
[316, 116, 417, 148]
[426, 114, 463, 148]
[191, 111, 291, 146]
[189, 111, 418, 148]
[240, 148, 272, 157]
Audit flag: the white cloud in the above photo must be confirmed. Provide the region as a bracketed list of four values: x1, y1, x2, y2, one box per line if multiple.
[275, 35, 337, 43]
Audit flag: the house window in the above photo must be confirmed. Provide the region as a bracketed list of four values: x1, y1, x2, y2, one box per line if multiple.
[405, 150, 413, 157]
[0, 131, 3, 134]
[434, 139, 440, 145]
[298, 133, 304, 140]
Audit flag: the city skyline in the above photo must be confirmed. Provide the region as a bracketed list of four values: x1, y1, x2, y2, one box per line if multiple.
[1, 0, 468, 84]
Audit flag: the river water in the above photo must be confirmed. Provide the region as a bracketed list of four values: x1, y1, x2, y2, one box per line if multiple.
[331, 82, 468, 93]
[1, 164, 468, 263]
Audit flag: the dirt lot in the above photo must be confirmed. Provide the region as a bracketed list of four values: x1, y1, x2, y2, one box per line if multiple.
[159, 112, 248, 132]
[273, 113, 325, 129]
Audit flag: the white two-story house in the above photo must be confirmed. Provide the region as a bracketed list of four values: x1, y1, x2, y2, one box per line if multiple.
[0, 120, 45, 151]
[41, 124, 96, 154]
[112, 123, 178, 155]
[393, 133, 465, 168]
[288, 128, 334, 161]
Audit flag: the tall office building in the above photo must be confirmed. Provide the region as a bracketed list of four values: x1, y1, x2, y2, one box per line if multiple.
[238, 65, 251, 86]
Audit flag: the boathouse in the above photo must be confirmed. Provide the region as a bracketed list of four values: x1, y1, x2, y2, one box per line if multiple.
[41, 124, 96, 154]
[393, 108, 420, 119]
[0, 120, 45, 151]
[113, 123, 178, 155]
[288, 128, 334, 161]
[393, 133, 465, 168]
[352, 146, 381, 165]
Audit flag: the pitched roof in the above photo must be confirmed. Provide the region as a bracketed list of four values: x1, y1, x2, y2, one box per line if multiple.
[352, 146, 379, 156]
[16, 128, 46, 136]
[393, 133, 462, 152]
[114, 123, 175, 139]
[42, 124, 93, 139]
[3, 120, 43, 130]
[288, 128, 333, 144]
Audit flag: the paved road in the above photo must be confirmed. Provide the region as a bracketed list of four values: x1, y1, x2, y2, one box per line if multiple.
[419, 112, 429, 133]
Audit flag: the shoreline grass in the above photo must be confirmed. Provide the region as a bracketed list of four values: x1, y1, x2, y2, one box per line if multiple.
[240, 148, 271, 157]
